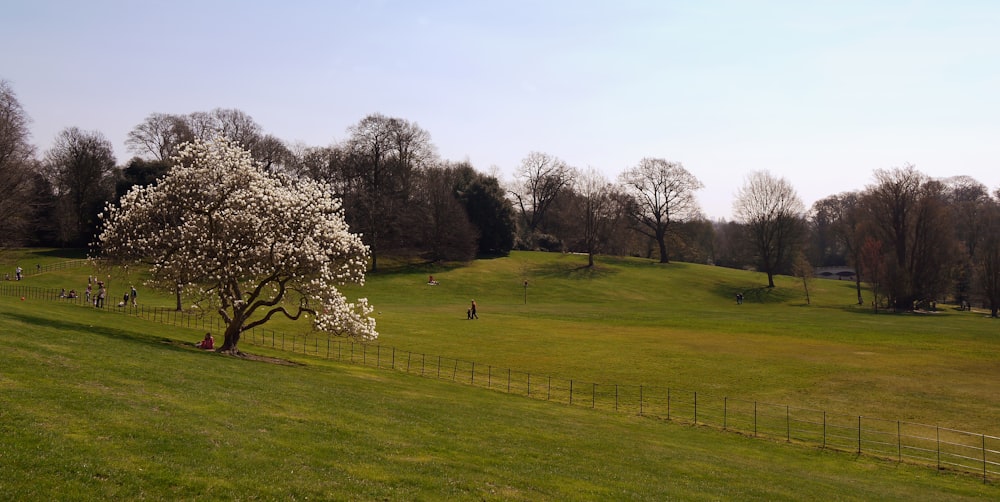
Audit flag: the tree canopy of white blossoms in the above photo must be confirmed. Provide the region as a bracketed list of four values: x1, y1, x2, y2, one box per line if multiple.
[96, 137, 377, 353]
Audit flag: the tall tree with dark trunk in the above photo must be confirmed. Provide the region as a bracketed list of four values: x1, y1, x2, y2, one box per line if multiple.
[0, 80, 40, 247]
[44, 127, 118, 246]
[811, 192, 866, 305]
[733, 171, 805, 287]
[412, 166, 478, 262]
[618, 158, 703, 264]
[860, 166, 957, 311]
[342, 114, 436, 271]
[980, 199, 1000, 317]
[509, 151, 574, 243]
[942, 176, 991, 308]
[575, 167, 617, 267]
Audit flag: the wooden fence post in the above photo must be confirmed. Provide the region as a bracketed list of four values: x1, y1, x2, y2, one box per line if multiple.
[857, 416, 862, 454]
[694, 391, 698, 424]
[786, 405, 790, 442]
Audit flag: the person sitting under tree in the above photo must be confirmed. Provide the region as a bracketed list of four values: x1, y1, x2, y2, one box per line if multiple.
[196, 332, 214, 350]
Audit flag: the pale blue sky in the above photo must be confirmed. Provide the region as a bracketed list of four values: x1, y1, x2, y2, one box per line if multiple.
[4, 0, 999, 218]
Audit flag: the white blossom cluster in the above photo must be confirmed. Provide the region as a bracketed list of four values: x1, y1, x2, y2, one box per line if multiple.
[97, 137, 377, 342]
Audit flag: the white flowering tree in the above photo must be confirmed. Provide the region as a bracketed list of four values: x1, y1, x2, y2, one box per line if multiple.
[96, 137, 377, 354]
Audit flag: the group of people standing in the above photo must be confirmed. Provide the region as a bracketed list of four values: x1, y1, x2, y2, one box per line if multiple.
[82, 276, 137, 308]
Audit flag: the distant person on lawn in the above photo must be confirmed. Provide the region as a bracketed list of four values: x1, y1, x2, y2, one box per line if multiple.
[196, 332, 215, 350]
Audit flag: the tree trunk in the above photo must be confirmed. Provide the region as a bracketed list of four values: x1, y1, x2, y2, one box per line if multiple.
[656, 231, 669, 264]
[175, 283, 182, 311]
[767, 271, 775, 288]
[854, 275, 863, 305]
[218, 321, 243, 354]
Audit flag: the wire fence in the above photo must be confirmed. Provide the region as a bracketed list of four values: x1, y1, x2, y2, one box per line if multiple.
[2, 259, 90, 278]
[3, 281, 997, 484]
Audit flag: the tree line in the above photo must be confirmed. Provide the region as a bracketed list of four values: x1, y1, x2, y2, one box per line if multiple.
[2, 79, 998, 315]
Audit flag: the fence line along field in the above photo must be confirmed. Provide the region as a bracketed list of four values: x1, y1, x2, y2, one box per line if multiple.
[7, 248, 1000, 435]
[2, 294, 998, 499]
[3, 248, 1000, 492]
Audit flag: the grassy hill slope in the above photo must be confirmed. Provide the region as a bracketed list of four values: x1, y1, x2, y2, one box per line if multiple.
[6, 248, 1000, 434]
[356, 252, 1000, 436]
[1, 295, 996, 500]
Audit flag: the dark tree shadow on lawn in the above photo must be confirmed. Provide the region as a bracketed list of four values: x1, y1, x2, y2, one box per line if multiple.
[2, 314, 194, 350]
[530, 259, 620, 281]
[708, 282, 797, 304]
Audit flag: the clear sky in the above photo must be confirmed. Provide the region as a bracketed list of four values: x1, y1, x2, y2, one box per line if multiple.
[4, 0, 999, 219]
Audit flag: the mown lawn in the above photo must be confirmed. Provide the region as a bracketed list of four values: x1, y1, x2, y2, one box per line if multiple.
[5, 248, 1000, 435]
[7, 248, 1000, 431]
[350, 252, 1000, 437]
[1, 294, 997, 500]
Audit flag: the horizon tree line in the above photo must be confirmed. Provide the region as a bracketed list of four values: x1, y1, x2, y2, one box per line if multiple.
[2, 78, 999, 315]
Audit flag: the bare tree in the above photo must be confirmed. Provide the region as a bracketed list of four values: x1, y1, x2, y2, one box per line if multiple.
[811, 192, 866, 304]
[125, 113, 193, 161]
[0, 80, 39, 246]
[342, 113, 437, 271]
[860, 237, 885, 312]
[210, 108, 262, 150]
[860, 166, 957, 310]
[943, 175, 991, 306]
[575, 167, 617, 267]
[618, 158, 703, 264]
[288, 144, 344, 186]
[980, 199, 1000, 317]
[733, 171, 805, 287]
[251, 134, 293, 173]
[711, 219, 753, 269]
[509, 151, 574, 240]
[44, 127, 118, 246]
[128, 108, 274, 167]
[185, 111, 217, 142]
[412, 166, 478, 262]
[792, 252, 814, 305]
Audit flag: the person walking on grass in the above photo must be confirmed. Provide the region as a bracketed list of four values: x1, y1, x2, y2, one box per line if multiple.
[470, 299, 478, 319]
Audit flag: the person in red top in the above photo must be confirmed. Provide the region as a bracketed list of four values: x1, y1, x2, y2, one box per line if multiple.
[197, 332, 214, 350]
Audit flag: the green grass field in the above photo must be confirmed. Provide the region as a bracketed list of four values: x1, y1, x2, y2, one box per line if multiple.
[2, 248, 998, 499]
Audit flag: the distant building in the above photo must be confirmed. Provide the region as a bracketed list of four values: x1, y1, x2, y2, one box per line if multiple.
[814, 266, 856, 281]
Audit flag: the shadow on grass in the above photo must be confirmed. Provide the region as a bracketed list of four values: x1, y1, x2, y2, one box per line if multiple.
[29, 248, 88, 259]
[708, 282, 798, 304]
[1, 311, 195, 355]
[367, 258, 469, 276]
[529, 258, 620, 281]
